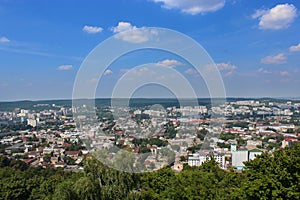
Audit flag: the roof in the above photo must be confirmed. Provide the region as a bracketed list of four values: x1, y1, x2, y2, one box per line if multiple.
[65, 151, 80, 155]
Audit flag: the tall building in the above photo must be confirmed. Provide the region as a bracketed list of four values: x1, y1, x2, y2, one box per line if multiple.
[188, 152, 225, 169]
[231, 150, 248, 170]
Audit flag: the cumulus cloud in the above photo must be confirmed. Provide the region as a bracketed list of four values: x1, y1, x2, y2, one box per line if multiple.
[252, 4, 297, 30]
[204, 62, 237, 77]
[0, 36, 10, 43]
[216, 62, 237, 71]
[280, 71, 289, 76]
[261, 53, 287, 64]
[289, 43, 300, 52]
[151, 0, 225, 15]
[156, 59, 184, 67]
[258, 68, 290, 77]
[224, 71, 234, 77]
[112, 22, 133, 33]
[251, 9, 268, 19]
[111, 22, 158, 43]
[184, 68, 198, 75]
[258, 68, 272, 74]
[82, 25, 103, 34]
[216, 62, 237, 77]
[104, 69, 113, 75]
[57, 65, 73, 71]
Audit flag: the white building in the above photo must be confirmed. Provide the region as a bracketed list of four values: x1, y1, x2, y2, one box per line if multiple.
[231, 150, 248, 169]
[248, 149, 262, 160]
[27, 119, 37, 127]
[188, 152, 225, 169]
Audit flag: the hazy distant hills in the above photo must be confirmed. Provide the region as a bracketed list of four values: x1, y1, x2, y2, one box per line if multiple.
[0, 98, 298, 111]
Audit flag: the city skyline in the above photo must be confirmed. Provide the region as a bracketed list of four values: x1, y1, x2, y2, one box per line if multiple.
[0, 0, 300, 101]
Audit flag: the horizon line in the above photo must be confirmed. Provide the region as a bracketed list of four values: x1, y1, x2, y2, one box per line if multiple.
[1, 96, 300, 103]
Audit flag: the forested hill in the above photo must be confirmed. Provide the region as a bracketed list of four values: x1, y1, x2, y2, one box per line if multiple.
[1, 143, 300, 199]
[0, 97, 295, 111]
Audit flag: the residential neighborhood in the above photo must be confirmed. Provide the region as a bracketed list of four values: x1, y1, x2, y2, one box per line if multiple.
[0, 99, 299, 172]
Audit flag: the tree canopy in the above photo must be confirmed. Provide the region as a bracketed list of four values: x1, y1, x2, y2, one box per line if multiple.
[0, 143, 300, 199]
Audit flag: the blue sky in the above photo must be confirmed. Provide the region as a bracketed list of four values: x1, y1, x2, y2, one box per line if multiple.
[0, 0, 300, 101]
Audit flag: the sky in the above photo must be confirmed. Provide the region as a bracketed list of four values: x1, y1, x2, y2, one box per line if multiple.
[0, 0, 300, 101]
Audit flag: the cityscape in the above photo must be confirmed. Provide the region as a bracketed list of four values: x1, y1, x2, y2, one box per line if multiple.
[1, 99, 299, 172]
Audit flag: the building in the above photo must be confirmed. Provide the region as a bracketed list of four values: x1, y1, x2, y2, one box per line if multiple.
[188, 152, 225, 169]
[27, 119, 37, 127]
[247, 140, 262, 150]
[231, 142, 248, 169]
[188, 152, 208, 167]
[249, 149, 262, 160]
[231, 150, 248, 170]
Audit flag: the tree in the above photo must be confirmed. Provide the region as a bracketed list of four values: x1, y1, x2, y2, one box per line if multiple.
[197, 128, 209, 140]
[74, 177, 99, 200]
[219, 132, 235, 141]
[233, 143, 300, 199]
[164, 121, 177, 138]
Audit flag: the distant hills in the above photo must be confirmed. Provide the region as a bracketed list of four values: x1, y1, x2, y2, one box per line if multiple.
[0, 97, 299, 111]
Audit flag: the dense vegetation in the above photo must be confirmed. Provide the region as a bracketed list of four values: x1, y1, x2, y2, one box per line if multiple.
[1, 143, 300, 199]
[0, 98, 273, 112]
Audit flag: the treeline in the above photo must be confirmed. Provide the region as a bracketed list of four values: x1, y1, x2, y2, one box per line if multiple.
[1, 143, 300, 199]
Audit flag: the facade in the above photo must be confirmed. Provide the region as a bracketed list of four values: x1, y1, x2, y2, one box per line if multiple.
[27, 119, 37, 127]
[249, 149, 262, 160]
[188, 153, 208, 167]
[231, 150, 248, 169]
[188, 152, 225, 168]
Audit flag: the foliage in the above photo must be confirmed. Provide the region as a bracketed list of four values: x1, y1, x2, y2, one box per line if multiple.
[217, 142, 230, 148]
[197, 128, 209, 140]
[233, 144, 300, 199]
[219, 132, 235, 141]
[163, 121, 178, 138]
[132, 138, 168, 147]
[187, 144, 202, 153]
[0, 143, 300, 199]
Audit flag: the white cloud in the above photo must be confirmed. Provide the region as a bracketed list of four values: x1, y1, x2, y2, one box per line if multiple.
[251, 9, 268, 19]
[280, 71, 289, 76]
[104, 69, 113, 75]
[261, 53, 287, 64]
[258, 68, 272, 74]
[83, 25, 103, 34]
[57, 65, 73, 71]
[156, 59, 184, 67]
[205, 62, 237, 77]
[185, 68, 198, 75]
[289, 43, 300, 52]
[111, 22, 158, 43]
[216, 62, 237, 77]
[151, 0, 225, 15]
[216, 62, 237, 71]
[252, 4, 297, 30]
[224, 71, 234, 77]
[258, 68, 290, 77]
[0, 36, 10, 43]
[112, 22, 133, 33]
